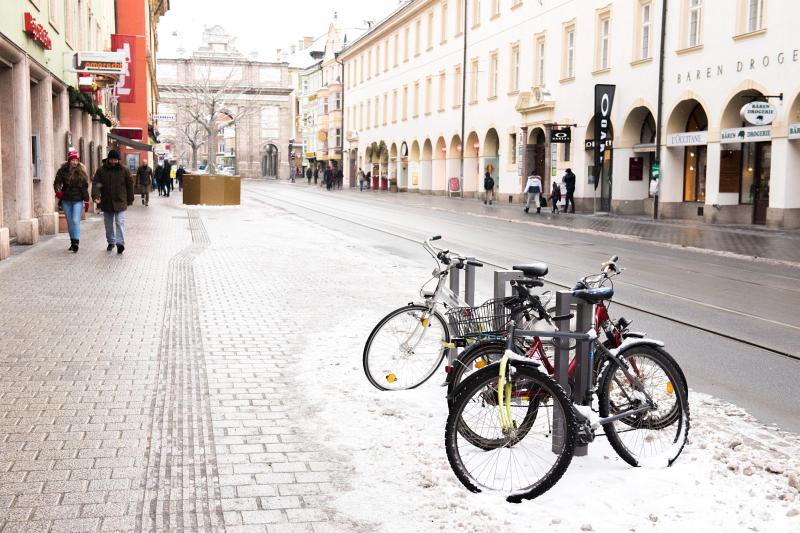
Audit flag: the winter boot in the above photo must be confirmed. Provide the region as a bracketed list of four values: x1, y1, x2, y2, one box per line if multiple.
[69, 239, 77, 252]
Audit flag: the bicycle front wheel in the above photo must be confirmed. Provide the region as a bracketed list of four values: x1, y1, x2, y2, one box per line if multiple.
[363, 304, 449, 391]
[598, 345, 690, 467]
[445, 363, 576, 502]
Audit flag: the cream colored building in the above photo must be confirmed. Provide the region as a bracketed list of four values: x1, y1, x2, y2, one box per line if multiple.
[341, 0, 800, 227]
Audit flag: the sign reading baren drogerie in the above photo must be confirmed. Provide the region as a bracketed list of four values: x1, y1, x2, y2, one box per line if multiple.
[720, 126, 771, 144]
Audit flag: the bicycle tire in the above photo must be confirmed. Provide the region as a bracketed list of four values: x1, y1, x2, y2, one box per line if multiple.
[445, 362, 577, 502]
[598, 345, 690, 467]
[363, 304, 449, 391]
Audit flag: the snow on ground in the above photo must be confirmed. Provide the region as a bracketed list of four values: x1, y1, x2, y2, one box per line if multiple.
[296, 243, 799, 533]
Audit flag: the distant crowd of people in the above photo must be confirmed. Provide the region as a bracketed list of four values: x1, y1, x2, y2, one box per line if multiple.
[301, 164, 344, 191]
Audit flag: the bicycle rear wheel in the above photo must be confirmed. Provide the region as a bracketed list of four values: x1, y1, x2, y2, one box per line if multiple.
[363, 304, 449, 390]
[445, 363, 576, 502]
[598, 345, 689, 467]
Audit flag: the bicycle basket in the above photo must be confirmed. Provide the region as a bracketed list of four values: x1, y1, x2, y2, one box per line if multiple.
[446, 298, 513, 337]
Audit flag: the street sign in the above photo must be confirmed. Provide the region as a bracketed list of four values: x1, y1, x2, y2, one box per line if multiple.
[651, 162, 660, 179]
[152, 113, 176, 121]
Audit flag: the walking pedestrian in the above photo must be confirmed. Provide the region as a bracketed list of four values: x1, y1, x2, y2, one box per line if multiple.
[92, 149, 134, 255]
[54, 149, 90, 253]
[483, 170, 495, 205]
[336, 167, 343, 190]
[163, 160, 172, 196]
[315, 166, 321, 185]
[550, 180, 562, 214]
[365, 170, 372, 190]
[523, 173, 543, 214]
[176, 165, 186, 191]
[154, 163, 164, 196]
[357, 168, 365, 191]
[563, 167, 576, 213]
[136, 159, 152, 206]
[325, 166, 333, 191]
[306, 166, 312, 185]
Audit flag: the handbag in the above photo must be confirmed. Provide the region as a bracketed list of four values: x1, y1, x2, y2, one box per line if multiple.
[539, 195, 548, 207]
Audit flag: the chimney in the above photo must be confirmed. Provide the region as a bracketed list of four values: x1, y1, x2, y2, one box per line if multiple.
[303, 36, 314, 49]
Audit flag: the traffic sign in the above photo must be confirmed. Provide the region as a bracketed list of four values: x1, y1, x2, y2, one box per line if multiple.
[651, 162, 660, 178]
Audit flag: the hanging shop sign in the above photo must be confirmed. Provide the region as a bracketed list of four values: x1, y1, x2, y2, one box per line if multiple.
[788, 123, 800, 140]
[400, 142, 408, 157]
[549, 127, 571, 143]
[740, 101, 777, 126]
[111, 34, 136, 103]
[584, 139, 613, 150]
[667, 131, 708, 147]
[74, 51, 126, 75]
[24, 13, 52, 50]
[720, 126, 772, 143]
[593, 84, 616, 189]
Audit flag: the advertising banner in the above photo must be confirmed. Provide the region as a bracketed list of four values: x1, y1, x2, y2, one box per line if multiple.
[593, 84, 616, 189]
[111, 34, 136, 103]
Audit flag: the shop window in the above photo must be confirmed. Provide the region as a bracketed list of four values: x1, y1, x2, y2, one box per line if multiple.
[683, 104, 707, 202]
[509, 133, 517, 164]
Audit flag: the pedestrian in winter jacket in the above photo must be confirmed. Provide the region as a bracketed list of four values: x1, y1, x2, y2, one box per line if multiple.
[137, 161, 153, 206]
[563, 168, 576, 213]
[54, 149, 90, 253]
[176, 166, 186, 191]
[92, 149, 134, 254]
[523, 174, 543, 214]
[154, 165, 165, 196]
[483, 171, 495, 205]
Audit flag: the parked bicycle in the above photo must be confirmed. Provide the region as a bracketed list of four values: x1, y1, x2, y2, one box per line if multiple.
[362, 236, 483, 391]
[444, 277, 690, 502]
[444, 256, 686, 399]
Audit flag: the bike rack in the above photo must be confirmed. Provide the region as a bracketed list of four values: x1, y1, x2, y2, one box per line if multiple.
[493, 274, 595, 457]
[450, 260, 478, 307]
[553, 291, 594, 457]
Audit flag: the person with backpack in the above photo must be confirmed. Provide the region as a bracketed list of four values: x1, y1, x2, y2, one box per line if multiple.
[136, 160, 152, 206]
[523, 173, 543, 214]
[483, 171, 495, 205]
[550, 180, 562, 214]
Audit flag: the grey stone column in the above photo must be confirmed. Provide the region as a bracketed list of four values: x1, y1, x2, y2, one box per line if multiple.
[13, 56, 38, 245]
[32, 74, 58, 235]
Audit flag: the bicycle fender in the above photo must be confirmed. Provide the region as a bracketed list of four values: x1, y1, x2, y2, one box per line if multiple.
[609, 337, 665, 356]
[444, 340, 506, 388]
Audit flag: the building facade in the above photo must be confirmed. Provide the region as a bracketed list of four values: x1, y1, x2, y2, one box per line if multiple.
[340, 0, 800, 228]
[0, 0, 116, 259]
[157, 27, 293, 179]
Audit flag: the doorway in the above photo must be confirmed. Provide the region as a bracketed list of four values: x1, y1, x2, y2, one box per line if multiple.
[745, 142, 771, 225]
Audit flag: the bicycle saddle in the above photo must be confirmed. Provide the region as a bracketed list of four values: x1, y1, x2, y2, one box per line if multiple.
[572, 286, 614, 303]
[512, 263, 549, 278]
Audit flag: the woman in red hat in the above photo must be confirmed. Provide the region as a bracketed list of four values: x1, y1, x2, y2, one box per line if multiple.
[54, 149, 90, 252]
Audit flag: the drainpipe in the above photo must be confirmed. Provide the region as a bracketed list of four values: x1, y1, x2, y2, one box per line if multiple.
[653, 0, 668, 220]
[336, 54, 345, 183]
[459, 0, 468, 195]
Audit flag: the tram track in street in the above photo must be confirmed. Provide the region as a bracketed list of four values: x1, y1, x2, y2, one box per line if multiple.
[245, 185, 799, 362]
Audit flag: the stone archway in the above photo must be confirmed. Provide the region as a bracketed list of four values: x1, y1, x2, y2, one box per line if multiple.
[262, 144, 279, 178]
[409, 140, 421, 191]
[482, 129, 500, 191]
[615, 105, 657, 214]
[433, 137, 447, 192]
[421, 139, 433, 193]
[464, 132, 480, 194]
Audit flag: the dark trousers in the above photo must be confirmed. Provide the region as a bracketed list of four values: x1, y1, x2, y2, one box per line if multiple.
[565, 189, 575, 212]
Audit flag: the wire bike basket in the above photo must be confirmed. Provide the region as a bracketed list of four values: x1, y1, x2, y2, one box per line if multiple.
[446, 297, 513, 338]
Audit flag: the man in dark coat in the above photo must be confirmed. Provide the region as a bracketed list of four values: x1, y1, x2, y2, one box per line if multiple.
[176, 165, 186, 191]
[563, 168, 576, 213]
[163, 160, 172, 196]
[154, 164, 165, 196]
[92, 149, 134, 254]
[136, 159, 153, 206]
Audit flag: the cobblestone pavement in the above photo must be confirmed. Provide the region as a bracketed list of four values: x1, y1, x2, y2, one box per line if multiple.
[0, 195, 376, 532]
[292, 182, 800, 264]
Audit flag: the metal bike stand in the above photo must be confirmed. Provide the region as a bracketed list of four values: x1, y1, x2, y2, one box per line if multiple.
[446, 261, 479, 363]
[554, 291, 594, 457]
[492, 270, 530, 299]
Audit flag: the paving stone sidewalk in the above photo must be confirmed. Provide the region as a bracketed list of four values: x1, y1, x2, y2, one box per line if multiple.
[291, 182, 800, 264]
[0, 195, 374, 532]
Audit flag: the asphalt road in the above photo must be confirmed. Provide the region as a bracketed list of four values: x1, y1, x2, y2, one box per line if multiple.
[246, 181, 800, 432]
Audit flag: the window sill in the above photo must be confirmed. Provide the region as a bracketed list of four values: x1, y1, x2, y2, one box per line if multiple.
[427, 46, 433, 52]
[559, 76, 575, 84]
[452, 103, 462, 110]
[455, 31, 463, 38]
[490, 14, 500, 21]
[424, 111, 432, 116]
[440, 39, 447, 45]
[469, 100, 479, 106]
[630, 57, 653, 67]
[487, 95, 498, 101]
[507, 90, 520, 96]
[733, 28, 766, 41]
[438, 107, 445, 113]
[49, 19, 60, 34]
[591, 67, 611, 76]
[471, 23, 480, 30]
[511, 2, 523, 10]
[676, 44, 703, 55]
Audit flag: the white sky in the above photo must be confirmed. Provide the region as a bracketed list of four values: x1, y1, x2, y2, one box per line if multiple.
[157, 0, 405, 61]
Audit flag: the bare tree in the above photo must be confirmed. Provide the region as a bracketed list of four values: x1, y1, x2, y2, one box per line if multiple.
[165, 59, 265, 173]
[162, 117, 206, 170]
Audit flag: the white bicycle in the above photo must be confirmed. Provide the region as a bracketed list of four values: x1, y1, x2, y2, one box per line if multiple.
[362, 236, 483, 390]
